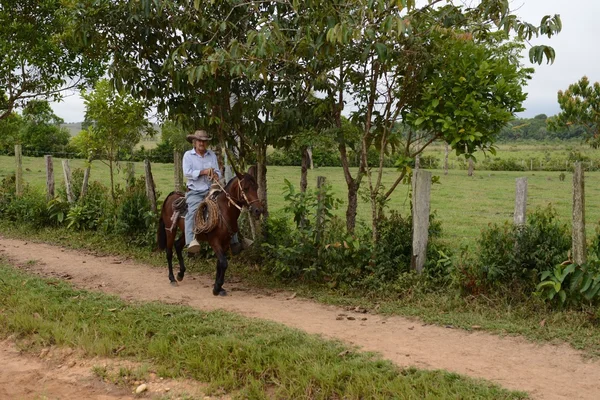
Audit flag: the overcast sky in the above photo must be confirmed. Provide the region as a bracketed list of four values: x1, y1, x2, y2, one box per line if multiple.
[51, 0, 600, 122]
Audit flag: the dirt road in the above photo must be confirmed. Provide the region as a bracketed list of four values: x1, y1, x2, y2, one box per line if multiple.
[1, 237, 599, 400]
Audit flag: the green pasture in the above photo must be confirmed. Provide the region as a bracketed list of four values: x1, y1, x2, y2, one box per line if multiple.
[2, 153, 599, 246]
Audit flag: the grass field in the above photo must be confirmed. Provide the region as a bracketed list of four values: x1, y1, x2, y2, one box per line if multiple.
[2, 154, 599, 246]
[0, 261, 525, 399]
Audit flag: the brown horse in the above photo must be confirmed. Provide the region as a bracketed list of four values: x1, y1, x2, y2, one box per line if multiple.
[157, 169, 263, 296]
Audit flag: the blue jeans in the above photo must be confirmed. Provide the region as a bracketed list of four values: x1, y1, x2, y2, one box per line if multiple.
[185, 189, 208, 245]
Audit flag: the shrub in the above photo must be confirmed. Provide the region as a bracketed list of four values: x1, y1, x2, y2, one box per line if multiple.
[475, 205, 571, 292]
[536, 260, 600, 307]
[0, 175, 50, 227]
[113, 176, 157, 247]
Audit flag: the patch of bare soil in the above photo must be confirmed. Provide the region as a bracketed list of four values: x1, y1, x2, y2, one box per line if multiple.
[0, 336, 216, 400]
[1, 237, 599, 400]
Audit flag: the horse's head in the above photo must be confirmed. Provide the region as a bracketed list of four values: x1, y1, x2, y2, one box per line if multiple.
[235, 168, 264, 219]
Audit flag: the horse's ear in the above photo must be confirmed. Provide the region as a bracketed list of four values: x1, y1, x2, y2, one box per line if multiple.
[235, 170, 244, 179]
[247, 165, 257, 179]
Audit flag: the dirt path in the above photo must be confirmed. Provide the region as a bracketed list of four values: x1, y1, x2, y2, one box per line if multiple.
[0, 338, 134, 400]
[1, 237, 599, 400]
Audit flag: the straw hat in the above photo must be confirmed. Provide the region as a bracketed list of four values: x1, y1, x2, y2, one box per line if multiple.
[186, 130, 212, 143]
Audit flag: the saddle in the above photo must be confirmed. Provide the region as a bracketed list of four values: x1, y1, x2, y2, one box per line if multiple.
[166, 186, 222, 234]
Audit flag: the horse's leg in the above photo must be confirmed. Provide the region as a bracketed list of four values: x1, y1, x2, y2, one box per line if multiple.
[175, 230, 186, 282]
[212, 244, 228, 296]
[166, 230, 177, 286]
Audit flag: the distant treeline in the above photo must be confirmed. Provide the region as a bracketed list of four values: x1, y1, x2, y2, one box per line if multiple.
[497, 114, 585, 141]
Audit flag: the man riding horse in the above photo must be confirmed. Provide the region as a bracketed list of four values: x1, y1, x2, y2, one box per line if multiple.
[183, 130, 243, 255]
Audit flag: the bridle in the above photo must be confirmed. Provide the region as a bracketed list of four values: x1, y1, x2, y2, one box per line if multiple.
[213, 176, 260, 211]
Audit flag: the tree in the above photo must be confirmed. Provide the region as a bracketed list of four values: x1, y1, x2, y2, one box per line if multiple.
[0, 112, 23, 153]
[76, 80, 154, 199]
[298, 0, 561, 235]
[75, 0, 312, 216]
[0, 0, 104, 120]
[20, 100, 71, 154]
[549, 76, 600, 147]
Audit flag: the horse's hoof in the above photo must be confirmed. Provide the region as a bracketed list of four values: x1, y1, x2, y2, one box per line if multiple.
[212, 287, 227, 296]
[177, 273, 184, 282]
[170, 281, 178, 287]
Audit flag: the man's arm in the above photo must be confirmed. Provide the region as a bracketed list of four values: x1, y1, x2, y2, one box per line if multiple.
[183, 151, 201, 180]
[210, 152, 222, 179]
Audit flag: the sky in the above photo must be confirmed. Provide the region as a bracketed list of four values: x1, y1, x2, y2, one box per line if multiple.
[50, 0, 600, 123]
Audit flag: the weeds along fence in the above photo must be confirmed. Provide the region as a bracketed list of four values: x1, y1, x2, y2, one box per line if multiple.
[8, 144, 593, 273]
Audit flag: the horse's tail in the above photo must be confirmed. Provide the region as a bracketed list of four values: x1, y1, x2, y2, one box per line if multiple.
[157, 218, 167, 250]
[157, 191, 179, 250]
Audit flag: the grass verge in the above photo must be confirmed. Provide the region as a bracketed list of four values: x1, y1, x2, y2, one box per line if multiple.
[0, 261, 525, 399]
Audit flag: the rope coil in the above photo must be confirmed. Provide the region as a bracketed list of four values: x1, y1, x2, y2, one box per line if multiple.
[194, 197, 220, 234]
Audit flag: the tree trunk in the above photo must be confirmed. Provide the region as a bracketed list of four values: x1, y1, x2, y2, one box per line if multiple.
[300, 146, 309, 193]
[346, 180, 358, 233]
[15, 145, 23, 197]
[339, 143, 359, 233]
[256, 144, 268, 218]
[444, 143, 449, 175]
[109, 159, 115, 200]
[468, 158, 474, 177]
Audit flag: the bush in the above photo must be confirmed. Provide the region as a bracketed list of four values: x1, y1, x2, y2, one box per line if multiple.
[261, 181, 451, 291]
[536, 260, 600, 307]
[113, 176, 157, 247]
[481, 158, 525, 171]
[474, 205, 571, 292]
[0, 175, 50, 227]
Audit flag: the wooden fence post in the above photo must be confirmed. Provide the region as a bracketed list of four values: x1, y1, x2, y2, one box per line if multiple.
[514, 177, 528, 225]
[467, 157, 474, 176]
[144, 159, 157, 213]
[62, 159, 75, 204]
[15, 144, 23, 196]
[45, 155, 55, 201]
[80, 165, 91, 200]
[411, 169, 432, 273]
[174, 150, 184, 191]
[572, 162, 586, 264]
[315, 176, 326, 243]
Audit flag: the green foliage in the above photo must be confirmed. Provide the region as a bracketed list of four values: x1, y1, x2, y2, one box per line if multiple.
[0, 0, 104, 120]
[481, 158, 525, 171]
[549, 76, 600, 148]
[0, 176, 49, 227]
[475, 205, 571, 291]
[536, 261, 600, 307]
[262, 181, 450, 289]
[113, 177, 157, 247]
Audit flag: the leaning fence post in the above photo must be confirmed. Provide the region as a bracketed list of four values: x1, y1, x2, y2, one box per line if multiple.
[144, 159, 157, 213]
[514, 177, 528, 225]
[80, 165, 91, 200]
[15, 144, 23, 196]
[411, 169, 432, 274]
[62, 159, 75, 204]
[174, 150, 184, 191]
[572, 162, 586, 264]
[45, 155, 55, 201]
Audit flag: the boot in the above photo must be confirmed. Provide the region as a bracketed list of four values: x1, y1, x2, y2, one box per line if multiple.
[186, 238, 201, 254]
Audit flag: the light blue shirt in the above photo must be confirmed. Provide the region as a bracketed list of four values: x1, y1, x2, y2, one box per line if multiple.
[182, 148, 221, 191]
